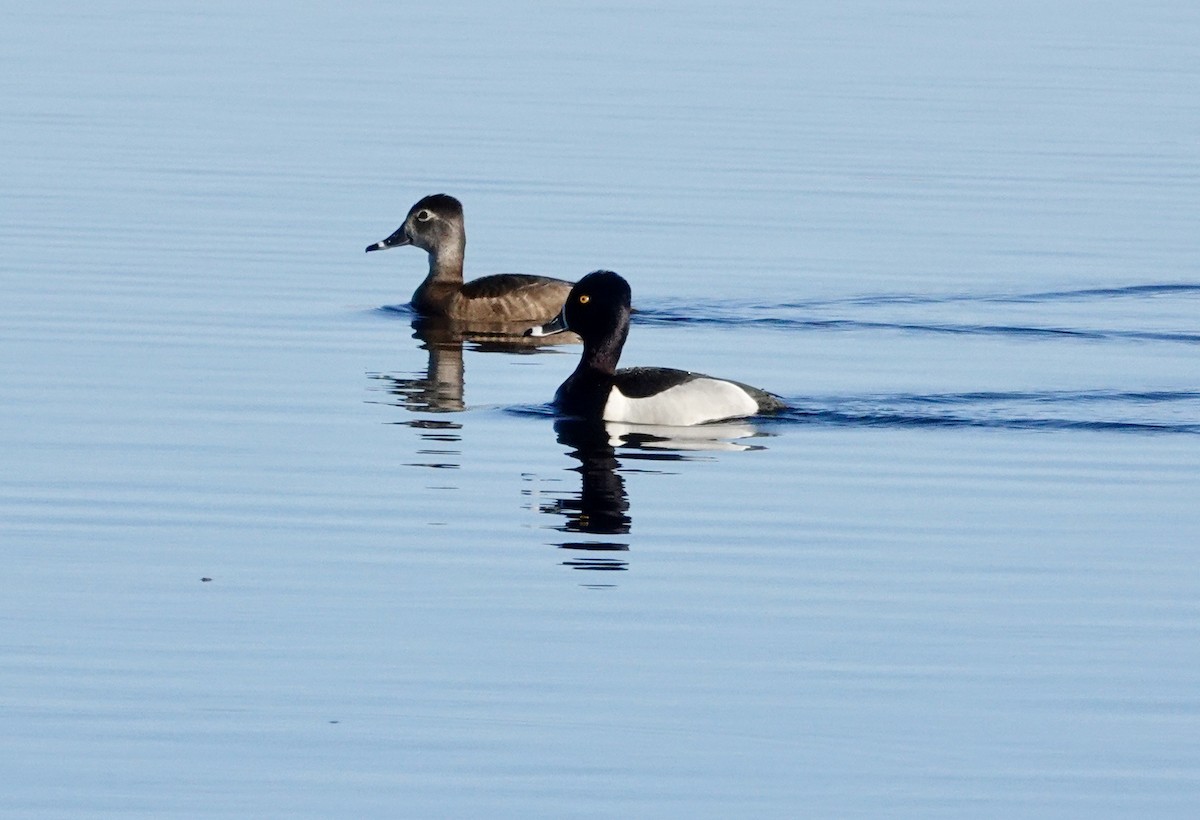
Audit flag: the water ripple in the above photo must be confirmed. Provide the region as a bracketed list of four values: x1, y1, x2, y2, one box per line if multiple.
[634, 313, 1200, 343]
[987, 283, 1200, 304]
[773, 390, 1200, 435]
[634, 281, 1200, 343]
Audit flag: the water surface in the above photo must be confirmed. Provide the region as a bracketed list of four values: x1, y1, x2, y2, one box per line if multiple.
[3, 2, 1199, 817]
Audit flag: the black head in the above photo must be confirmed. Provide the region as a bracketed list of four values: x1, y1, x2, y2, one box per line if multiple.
[365, 193, 465, 253]
[528, 270, 632, 342]
[546, 271, 632, 372]
[561, 270, 632, 336]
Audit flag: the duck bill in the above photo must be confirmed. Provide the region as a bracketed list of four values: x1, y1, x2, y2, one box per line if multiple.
[525, 310, 569, 337]
[364, 224, 411, 253]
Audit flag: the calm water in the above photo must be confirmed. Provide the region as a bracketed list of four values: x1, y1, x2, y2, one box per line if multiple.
[3, 2, 1200, 817]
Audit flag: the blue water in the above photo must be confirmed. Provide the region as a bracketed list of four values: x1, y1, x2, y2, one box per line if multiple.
[3, 2, 1199, 817]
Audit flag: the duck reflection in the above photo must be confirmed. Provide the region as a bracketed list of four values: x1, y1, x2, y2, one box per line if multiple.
[370, 317, 576, 414]
[545, 417, 770, 576]
[551, 418, 632, 532]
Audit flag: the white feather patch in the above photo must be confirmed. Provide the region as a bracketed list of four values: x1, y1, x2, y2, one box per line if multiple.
[602, 378, 759, 426]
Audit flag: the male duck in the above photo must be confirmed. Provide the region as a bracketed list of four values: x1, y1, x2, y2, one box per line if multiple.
[528, 271, 785, 425]
[366, 194, 573, 323]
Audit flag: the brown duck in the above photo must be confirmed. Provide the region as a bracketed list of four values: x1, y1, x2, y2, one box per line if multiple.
[366, 194, 573, 324]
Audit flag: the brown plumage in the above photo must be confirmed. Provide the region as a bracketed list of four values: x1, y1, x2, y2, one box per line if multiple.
[366, 194, 573, 324]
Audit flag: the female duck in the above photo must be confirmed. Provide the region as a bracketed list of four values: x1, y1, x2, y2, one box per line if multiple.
[366, 194, 573, 324]
[528, 271, 785, 425]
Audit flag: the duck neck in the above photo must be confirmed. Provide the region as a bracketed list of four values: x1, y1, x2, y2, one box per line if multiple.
[423, 227, 466, 286]
[579, 320, 628, 376]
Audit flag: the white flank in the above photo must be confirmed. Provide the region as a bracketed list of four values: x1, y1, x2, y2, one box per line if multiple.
[602, 378, 759, 426]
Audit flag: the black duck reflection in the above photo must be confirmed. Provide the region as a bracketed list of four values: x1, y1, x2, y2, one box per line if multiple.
[542, 417, 772, 577]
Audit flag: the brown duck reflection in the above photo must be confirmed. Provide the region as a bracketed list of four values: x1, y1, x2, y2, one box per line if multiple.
[371, 317, 577, 414]
[546, 417, 770, 574]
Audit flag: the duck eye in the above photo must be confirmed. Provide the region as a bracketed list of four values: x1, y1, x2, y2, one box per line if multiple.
[415, 209, 432, 222]
[578, 294, 591, 304]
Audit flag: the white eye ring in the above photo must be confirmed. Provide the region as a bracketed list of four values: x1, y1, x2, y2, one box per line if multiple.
[415, 209, 432, 222]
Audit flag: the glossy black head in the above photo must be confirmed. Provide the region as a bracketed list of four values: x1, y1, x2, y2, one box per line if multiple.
[552, 271, 632, 371]
[528, 270, 631, 339]
[365, 193, 464, 253]
[562, 269, 631, 333]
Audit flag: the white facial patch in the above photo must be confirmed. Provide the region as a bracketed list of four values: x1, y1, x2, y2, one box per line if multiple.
[602, 378, 759, 426]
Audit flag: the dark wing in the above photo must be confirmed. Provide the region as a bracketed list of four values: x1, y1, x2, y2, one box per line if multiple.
[613, 367, 704, 399]
[460, 274, 571, 300]
[458, 274, 573, 323]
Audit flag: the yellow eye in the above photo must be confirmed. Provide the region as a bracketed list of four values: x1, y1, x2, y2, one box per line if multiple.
[578, 294, 590, 304]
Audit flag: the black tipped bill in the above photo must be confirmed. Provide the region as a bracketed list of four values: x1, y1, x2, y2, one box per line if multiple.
[525, 311, 569, 337]
[364, 225, 411, 253]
